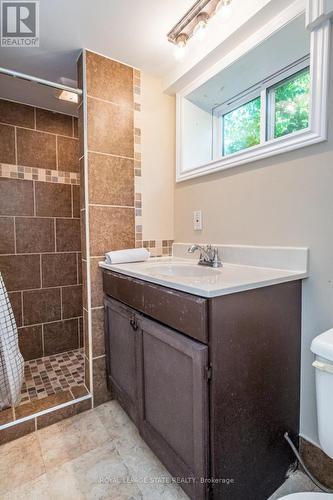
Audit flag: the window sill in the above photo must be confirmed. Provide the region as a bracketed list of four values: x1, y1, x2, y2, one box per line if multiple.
[176, 128, 326, 182]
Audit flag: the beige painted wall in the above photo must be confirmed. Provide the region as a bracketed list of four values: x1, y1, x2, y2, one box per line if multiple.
[174, 30, 333, 447]
[141, 72, 175, 241]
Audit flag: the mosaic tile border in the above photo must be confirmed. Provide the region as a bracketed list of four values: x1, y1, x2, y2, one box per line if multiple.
[133, 72, 173, 255]
[143, 240, 174, 257]
[0, 163, 80, 185]
[134, 69, 143, 248]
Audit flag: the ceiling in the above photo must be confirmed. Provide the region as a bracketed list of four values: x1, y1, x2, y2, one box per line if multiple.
[0, 0, 299, 115]
[0, 0, 193, 113]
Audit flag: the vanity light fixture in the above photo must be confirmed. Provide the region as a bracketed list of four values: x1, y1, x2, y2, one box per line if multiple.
[167, 0, 233, 59]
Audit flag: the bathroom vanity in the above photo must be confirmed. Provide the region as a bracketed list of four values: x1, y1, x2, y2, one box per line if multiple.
[101, 245, 308, 500]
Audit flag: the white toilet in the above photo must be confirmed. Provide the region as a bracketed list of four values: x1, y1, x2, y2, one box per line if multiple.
[279, 328, 333, 499]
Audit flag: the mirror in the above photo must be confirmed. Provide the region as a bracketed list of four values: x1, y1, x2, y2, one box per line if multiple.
[177, 10, 329, 181]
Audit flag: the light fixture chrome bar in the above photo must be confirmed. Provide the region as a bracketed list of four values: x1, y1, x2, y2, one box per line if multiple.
[0, 66, 82, 95]
[167, 0, 214, 42]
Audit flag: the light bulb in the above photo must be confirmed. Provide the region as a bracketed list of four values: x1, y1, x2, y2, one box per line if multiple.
[174, 33, 188, 60]
[174, 44, 187, 60]
[193, 12, 209, 41]
[215, 0, 233, 20]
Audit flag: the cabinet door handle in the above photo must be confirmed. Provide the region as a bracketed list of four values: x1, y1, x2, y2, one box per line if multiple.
[130, 318, 138, 331]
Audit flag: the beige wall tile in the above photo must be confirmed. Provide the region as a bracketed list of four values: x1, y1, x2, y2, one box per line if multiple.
[35, 182, 72, 217]
[88, 152, 134, 206]
[72, 185, 80, 218]
[23, 288, 61, 326]
[87, 97, 133, 157]
[89, 206, 135, 257]
[93, 356, 111, 406]
[0, 217, 15, 254]
[16, 217, 55, 253]
[18, 325, 43, 360]
[0, 254, 40, 291]
[0, 178, 34, 216]
[0, 124, 15, 164]
[92, 308, 105, 358]
[57, 136, 79, 172]
[8, 291, 22, 327]
[86, 50, 133, 107]
[36, 108, 73, 136]
[62, 284, 83, 319]
[43, 318, 79, 356]
[0, 99, 34, 128]
[90, 257, 104, 308]
[56, 218, 81, 252]
[41, 253, 77, 287]
[17, 128, 56, 169]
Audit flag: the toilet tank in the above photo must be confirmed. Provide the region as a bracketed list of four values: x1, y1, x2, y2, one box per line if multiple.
[311, 328, 333, 459]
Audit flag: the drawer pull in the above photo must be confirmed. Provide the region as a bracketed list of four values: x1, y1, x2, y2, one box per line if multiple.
[130, 318, 138, 331]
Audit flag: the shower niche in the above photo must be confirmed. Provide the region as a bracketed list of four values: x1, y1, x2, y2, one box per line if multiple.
[0, 72, 91, 439]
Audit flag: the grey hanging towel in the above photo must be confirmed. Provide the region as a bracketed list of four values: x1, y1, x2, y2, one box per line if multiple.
[0, 273, 24, 410]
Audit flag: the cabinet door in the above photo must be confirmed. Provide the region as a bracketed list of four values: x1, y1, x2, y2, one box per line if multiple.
[104, 297, 139, 425]
[137, 316, 209, 500]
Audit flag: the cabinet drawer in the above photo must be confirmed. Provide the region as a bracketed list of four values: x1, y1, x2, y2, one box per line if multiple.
[144, 282, 208, 344]
[103, 270, 208, 344]
[103, 270, 144, 311]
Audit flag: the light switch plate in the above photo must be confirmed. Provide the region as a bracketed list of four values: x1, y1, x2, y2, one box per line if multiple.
[193, 210, 202, 231]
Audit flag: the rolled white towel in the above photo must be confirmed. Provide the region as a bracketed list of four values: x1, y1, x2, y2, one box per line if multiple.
[105, 248, 150, 265]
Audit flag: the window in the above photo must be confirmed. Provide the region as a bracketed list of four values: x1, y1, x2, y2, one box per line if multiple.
[177, 10, 330, 182]
[223, 97, 261, 156]
[218, 62, 310, 157]
[268, 68, 310, 139]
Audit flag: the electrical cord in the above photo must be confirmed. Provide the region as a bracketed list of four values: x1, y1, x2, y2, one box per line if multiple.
[284, 432, 333, 494]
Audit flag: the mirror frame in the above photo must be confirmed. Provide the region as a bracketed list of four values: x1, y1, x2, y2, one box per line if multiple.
[176, 0, 331, 182]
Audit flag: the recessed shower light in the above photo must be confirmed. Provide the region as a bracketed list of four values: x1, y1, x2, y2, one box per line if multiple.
[56, 90, 79, 103]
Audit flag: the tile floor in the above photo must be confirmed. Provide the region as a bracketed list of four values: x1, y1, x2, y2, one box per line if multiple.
[0, 400, 322, 500]
[268, 470, 322, 499]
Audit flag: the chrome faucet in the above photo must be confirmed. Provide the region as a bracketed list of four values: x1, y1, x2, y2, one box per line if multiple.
[188, 244, 222, 268]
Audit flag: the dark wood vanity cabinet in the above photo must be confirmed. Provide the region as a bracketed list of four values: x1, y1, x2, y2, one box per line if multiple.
[103, 270, 302, 500]
[105, 296, 209, 500]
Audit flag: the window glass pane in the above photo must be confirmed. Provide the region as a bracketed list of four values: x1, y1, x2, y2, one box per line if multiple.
[273, 68, 310, 139]
[223, 97, 261, 156]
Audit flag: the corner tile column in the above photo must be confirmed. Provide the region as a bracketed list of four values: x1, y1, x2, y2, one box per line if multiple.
[78, 50, 136, 406]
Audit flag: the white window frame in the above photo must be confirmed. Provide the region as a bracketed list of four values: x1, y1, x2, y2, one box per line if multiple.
[176, 1, 331, 182]
[213, 57, 310, 157]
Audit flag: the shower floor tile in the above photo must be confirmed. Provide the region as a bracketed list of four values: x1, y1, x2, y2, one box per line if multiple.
[20, 348, 85, 405]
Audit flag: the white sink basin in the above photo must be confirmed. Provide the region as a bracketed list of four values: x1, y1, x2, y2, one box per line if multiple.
[142, 263, 221, 278]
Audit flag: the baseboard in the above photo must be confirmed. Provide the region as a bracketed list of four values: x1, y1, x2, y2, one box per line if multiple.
[300, 437, 333, 489]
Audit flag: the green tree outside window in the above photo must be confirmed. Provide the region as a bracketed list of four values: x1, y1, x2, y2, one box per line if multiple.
[273, 68, 310, 138]
[223, 97, 261, 156]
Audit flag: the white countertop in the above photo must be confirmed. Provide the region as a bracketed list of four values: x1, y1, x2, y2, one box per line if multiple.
[99, 244, 308, 298]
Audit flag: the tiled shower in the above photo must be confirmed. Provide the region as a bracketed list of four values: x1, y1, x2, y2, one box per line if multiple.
[0, 99, 89, 439]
